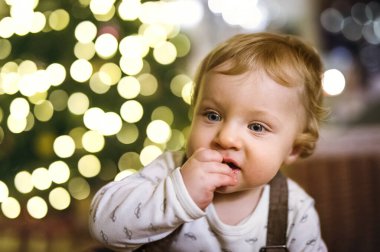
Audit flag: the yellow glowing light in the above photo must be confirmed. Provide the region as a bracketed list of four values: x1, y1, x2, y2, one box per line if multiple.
[49, 187, 71, 210]
[95, 33, 118, 59]
[49, 89, 68, 111]
[93, 5, 116, 22]
[0, 180, 9, 202]
[0, 17, 14, 38]
[137, 73, 157, 96]
[82, 130, 105, 153]
[74, 42, 96, 60]
[118, 152, 141, 171]
[181, 81, 192, 104]
[68, 177, 90, 200]
[120, 100, 144, 123]
[28, 91, 48, 105]
[119, 56, 143, 75]
[83, 107, 104, 130]
[0, 127, 3, 144]
[170, 33, 191, 57]
[153, 41, 177, 65]
[147, 120, 171, 144]
[322, 69, 346, 96]
[67, 92, 90, 115]
[143, 24, 167, 48]
[14, 171, 34, 194]
[90, 0, 116, 15]
[34, 100, 54, 122]
[118, 0, 141, 21]
[46, 63, 66, 86]
[89, 72, 111, 94]
[166, 129, 186, 151]
[140, 145, 163, 166]
[7, 114, 27, 133]
[70, 59, 93, 83]
[18, 60, 37, 75]
[31, 167, 52, 190]
[53, 135, 76, 158]
[116, 123, 139, 144]
[49, 9, 70, 31]
[10, 97, 29, 119]
[27, 196, 48, 219]
[114, 169, 137, 181]
[48, 161, 71, 184]
[25, 112, 35, 131]
[170, 74, 192, 97]
[119, 35, 149, 58]
[30, 11, 46, 33]
[151, 106, 174, 125]
[99, 62, 122, 86]
[1, 197, 21, 219]
[69, 127, 86, 149]
[117, 76, 141, 99]
[78, 154, 101, 178]
[0, 39, 12, 60]
[1, 71, 19, 95]
[75, 21, 97, 43]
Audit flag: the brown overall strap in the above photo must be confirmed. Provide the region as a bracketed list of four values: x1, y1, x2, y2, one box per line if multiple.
[260, 171, 288, 252]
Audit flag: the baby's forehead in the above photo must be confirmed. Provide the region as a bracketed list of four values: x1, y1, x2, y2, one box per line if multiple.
[208, 63, 304, 89]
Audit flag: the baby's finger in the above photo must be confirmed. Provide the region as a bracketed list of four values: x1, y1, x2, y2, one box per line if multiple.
[193, 148, 223, 163]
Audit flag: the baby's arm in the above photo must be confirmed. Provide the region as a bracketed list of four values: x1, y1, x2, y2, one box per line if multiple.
[89, 152, 205, 251]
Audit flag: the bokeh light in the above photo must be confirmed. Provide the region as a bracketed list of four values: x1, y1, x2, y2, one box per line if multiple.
[49, 187, 71, 210]
[1, 197, 21, 219]
[27, 196, 48, 219]
[0, 0, 194, 221]
[322, 69, 346, 96]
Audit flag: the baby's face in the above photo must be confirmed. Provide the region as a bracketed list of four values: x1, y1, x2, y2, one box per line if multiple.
[186, 68, 305, 192]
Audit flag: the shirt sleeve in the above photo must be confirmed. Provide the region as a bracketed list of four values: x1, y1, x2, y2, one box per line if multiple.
[88, 152, 205, 251]
[286, 180, 328, 252]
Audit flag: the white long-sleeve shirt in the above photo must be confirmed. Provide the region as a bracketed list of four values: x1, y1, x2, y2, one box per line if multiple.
[89, 151, 327, 251]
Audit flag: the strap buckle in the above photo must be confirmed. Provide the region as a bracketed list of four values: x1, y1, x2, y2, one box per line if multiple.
[260, 245, 288, 252]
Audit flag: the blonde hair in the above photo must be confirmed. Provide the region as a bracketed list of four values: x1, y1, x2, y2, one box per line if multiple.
[191, 32, 327, 158]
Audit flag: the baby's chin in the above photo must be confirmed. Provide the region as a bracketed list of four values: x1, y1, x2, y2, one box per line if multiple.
[215, 186, 240, 194]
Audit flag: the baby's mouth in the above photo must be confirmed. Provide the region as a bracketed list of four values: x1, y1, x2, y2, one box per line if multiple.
[222, 160, 240, 170]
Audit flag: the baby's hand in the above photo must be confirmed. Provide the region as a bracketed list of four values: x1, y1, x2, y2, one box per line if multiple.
[180, 148, 238, 210]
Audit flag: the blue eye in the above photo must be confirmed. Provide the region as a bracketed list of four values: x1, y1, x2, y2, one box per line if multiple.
[206, 112, 221, 121]
[248, 123, 265, 132]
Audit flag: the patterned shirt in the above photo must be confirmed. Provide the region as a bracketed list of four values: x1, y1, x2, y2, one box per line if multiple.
[89, 151, 327, 251]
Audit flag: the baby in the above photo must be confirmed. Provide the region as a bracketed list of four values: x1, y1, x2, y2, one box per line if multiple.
[89, 32, 328, 251]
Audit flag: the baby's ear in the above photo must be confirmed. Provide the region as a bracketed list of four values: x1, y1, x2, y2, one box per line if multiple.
[284, 145, 302, 165]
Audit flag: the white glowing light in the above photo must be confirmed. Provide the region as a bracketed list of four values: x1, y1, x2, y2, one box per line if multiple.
[75, 21, 97, 43]
[120, 100, 144, 123]
[322, 69, 346, 96]
[1, 197, 21, 219]
[53, 135, 76, 158]
[95, 33, 118, 59]
[27, 196, 48, 219]
[48, 161, 71, 184]
[140, 145, 162, 166]
[14, 171, 33, 194]
[146, 120, 171, 144]
[70, 59, 93, 83]
[0, 180, 9, 202]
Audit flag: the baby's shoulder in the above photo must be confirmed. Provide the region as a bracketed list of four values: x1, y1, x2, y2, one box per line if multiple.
[286, 178, 315, 211]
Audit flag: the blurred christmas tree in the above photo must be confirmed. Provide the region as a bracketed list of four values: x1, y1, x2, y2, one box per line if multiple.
[0, 0, 195, 220]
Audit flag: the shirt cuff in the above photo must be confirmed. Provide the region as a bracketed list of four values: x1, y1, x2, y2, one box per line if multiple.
[170, 167, 205, 219]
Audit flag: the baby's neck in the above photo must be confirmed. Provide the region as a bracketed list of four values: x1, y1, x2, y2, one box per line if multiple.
[213, 186, 264, 226]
